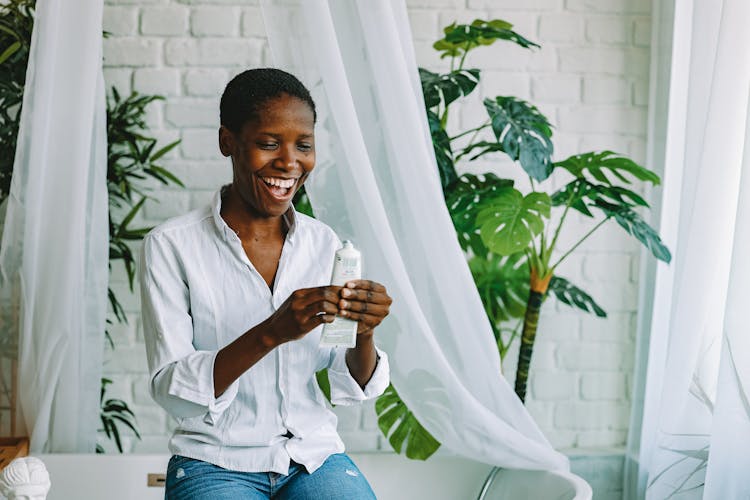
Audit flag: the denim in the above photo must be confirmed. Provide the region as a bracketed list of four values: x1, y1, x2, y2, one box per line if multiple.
[165, 453, 377, 500]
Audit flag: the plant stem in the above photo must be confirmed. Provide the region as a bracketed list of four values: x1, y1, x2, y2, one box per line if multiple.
[547, 190, 576, 261]
[449, 122, 489, 142]
[551, 217, 609, 270]
[514, 268, 552, 403]
[458, 44, 471, 71]
[463, 118, 492, 150]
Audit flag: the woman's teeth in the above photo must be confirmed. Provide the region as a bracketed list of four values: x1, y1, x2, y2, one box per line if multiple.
[261, 177, 296, 189]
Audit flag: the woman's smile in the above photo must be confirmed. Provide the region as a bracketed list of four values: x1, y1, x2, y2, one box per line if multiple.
[258, 174, 299, 201]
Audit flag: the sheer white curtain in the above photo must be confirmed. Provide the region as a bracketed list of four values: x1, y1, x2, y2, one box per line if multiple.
[0, 0, 108, 452]
[625, 0, 750, 498]
[260, 0, 567, 471]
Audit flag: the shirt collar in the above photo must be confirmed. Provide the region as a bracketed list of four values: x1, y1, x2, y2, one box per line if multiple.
[212, 185, 298, 243]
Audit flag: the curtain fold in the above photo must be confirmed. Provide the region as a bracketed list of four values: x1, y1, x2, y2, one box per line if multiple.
[261, 0, 567, 471]
[0, 0, 108, 452]
[626, 0, 750, 497]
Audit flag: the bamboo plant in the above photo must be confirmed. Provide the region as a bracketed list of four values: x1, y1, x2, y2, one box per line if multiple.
[0, 0, 183, 451]
[101, 88, 182, 452]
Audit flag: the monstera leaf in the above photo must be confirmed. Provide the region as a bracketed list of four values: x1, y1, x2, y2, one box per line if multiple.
[548, 276, 606, 317]
[477, 189, 550, 255]
[470, 252, 529, 325]
[420, 68, 481, 109]
[595, 200, 672, 262]
[555, 151, 660, 186]
[552, 178, 649, 217]
[434, 19, 539, 59]
[479, 96, 554, 181]
[446, 173, 514, 255]
[376, 384, 441, 460]
[427, 110, 458, 190]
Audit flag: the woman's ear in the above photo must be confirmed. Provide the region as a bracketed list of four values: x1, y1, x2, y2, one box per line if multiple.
[218, 126, 235, 158]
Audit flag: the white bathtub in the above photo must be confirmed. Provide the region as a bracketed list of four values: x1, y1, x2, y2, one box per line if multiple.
[36, 453, 592, 500]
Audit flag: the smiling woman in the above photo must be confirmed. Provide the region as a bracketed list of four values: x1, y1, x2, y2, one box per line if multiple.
[138, 68, 393, 500]
[218, 74, 316, 221]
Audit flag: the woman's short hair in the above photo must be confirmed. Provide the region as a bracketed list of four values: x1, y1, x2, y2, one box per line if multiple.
[220, 68, 317, 133]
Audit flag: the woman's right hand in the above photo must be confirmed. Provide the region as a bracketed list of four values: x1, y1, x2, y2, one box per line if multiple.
[261, 286, 342, 347]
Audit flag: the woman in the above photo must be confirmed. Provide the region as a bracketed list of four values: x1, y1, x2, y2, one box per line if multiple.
[139, 68, 392, 499]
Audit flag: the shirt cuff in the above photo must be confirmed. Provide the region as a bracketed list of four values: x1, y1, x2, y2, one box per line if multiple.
[164, 350, 239, 425]
[328, 346, 390, 406]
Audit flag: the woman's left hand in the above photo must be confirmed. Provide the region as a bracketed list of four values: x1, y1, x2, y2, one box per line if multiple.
[338, 280, 392, 335]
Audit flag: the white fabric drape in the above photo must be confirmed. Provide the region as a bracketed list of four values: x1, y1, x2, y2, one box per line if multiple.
[260, 0, 567, 471]
[625, 0, 750, 498]
[0, 0, 108, 452]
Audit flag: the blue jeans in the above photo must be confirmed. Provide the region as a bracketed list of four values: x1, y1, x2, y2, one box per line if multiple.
[165, 453, 376, 499]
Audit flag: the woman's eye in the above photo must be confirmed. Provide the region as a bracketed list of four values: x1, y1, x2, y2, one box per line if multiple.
[297, 143, 313, 152]
[258, 142, 278, 150]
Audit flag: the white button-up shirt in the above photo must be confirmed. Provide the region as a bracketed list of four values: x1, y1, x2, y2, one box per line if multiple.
[139, 188, 390, 474]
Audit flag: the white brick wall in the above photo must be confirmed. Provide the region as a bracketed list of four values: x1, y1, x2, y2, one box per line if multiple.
[102, 0, 652, 456]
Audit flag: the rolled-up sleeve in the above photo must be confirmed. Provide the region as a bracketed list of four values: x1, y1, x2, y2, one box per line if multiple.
[139, 233, 238, 424]
[327, 346, 390, 406]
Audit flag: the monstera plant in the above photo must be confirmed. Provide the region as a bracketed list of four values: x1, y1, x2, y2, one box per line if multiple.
[309, 19, 671, 461]
[425, 19, 671, 404]
[378, 19, 670, 459]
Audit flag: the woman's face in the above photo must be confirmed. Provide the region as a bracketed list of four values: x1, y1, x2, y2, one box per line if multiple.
[219, 93, 316, 218]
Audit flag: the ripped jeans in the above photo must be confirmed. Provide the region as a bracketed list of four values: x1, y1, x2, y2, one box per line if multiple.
[164, 453, 376, 500]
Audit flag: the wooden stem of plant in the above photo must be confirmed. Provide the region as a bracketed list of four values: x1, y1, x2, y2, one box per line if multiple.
[514, 269, 552, 403]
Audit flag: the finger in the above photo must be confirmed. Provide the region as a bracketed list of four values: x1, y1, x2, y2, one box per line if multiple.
[301, 299, 339, 323]
[293, 287, 341, 308]
[344, 280, 387, 293]
[339, 300, 389, 317]
[298, 313, 335, 334]
[305, 314, 336, 328]
[340, 288, 391, 304]
[338, 310, 384, 327]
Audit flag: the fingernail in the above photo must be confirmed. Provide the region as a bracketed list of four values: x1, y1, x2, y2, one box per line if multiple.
[342, 289, 352, 297]
[341, 300, 349, 308]
[347, 282, 356, 288]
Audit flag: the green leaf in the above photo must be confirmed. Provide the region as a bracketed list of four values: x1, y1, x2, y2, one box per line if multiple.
[548, 276, 606, 317]
[551, 178, 649, 218]
[445, 173, 514, 255]
[595, 200, 672, 263]
[469, 252, 529, 325]
[419, 68, 481, 109]
[426, 110, 458, 189]
[477, 189, 550, 255]
[0, 40, 21, 64]
[375, 384, 440, 460]
[483, 96, 554, 181]
[0, 23, 21, 38]
[149, 139, 180, 162]
[555, 151, 660, 186]
[433, 19, 539, 59]
[292, 187, 315, 217]
[145, 165, 184, 187]
[315, 369, 331, 402]
[456, 140, 506, 162]
[110, 413, 142, 439]
[116, 197, 146, 238]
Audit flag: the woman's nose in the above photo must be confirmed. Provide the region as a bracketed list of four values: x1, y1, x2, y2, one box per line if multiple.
[276, 146, 300, 170]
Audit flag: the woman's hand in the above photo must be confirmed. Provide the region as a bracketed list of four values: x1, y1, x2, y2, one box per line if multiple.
[338, 280, 392, 336]
[264, 286, 341, 346]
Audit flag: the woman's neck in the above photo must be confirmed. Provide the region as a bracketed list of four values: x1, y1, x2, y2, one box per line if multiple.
[220, 187, 286, 242]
